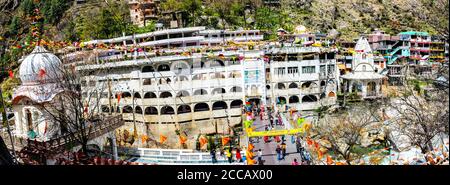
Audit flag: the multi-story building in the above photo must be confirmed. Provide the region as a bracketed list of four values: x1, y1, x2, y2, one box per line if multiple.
[430, 35, 446, 63]
[129, 0, 161, 27]
[62, 27, 339, 149]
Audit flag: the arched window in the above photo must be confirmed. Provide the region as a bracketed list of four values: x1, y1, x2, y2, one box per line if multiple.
[212, 88, 226, 95]
[122, 105, 133, 113]
[160, 106, 175, 115]
[157, 64, 170, 71]
[177, 105, 191, 114]
[194, 103, 209, 112]
[276, 83, 286, 90]
[320, 81, 326, 87]
[193, 89, 208, 95]
[166, 78, 171, 84]
[212, 101, 228, 110]
[160, 91, 172, 98]
[176, 90, 190, 97]
[328, 91, 336, 97]
[302, 95, 318, 102]
[230, 86, 242, 93]
[134, 92, 141, 99]
[301, 81, 312, 89]
[135, 106, 143, 114]
[288, 82, 298, 89]
[144, 107, 158, 115]
[230, 100, 243, 108]
[277, 97, 286, 105]
[144, 92, 157, 98]
[142, 66, 155, 73]
[301, 81, 317, 89]
[289, 96, 299, 103]
[122, 92, 132, 98]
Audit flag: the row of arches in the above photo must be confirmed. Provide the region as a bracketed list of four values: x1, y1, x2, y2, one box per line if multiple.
[276, 92, 336, 104]
[142, 72, 242, 86]
[101, 100, 244, 115]
[274, 80, 336, 90]
[115, 87, 243, 99]
[141, 59, 244, 73]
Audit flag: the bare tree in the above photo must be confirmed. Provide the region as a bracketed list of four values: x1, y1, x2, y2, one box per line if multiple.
[388, 82, 448, 155]
[312, 102, 383, 165]
[37, 53, 110, 154]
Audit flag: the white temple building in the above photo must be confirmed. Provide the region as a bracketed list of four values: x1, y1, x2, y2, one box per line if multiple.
[11, 46, 65, 141]
[341, 37, 385, 99]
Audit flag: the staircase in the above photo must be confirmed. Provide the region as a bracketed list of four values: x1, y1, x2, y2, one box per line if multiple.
[380, 45, 410, 75]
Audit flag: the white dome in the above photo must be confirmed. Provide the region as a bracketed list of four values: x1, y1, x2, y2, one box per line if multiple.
[19, 46, 63, 85]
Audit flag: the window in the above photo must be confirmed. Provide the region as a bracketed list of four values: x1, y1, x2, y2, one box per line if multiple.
[320, 65, 326, 75]
[287, 67, 298, 74]
[327, 65, 335, 75]
[276, 67, 285, 75]
[362, 65, 366, 71]
[302, 66, 315, 74]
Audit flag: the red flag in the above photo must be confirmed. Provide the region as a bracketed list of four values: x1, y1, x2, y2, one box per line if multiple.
[8, 69, 13, 78]
[117, 93, 122, 104]
[222, 137, 230, 145]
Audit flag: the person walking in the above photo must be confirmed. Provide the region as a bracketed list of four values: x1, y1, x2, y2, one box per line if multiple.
[257, 149, 263, 165]
[210, 149, 217, 164]
[226, 149, 232, 163]
[281, 142, 287, 160]
[292, 158, 299, 165]
[276, 145, 282, 161]
[236, 148, 242, 162]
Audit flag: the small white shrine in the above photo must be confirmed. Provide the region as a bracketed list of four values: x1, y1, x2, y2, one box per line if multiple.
[11, 46, 65, 141]
[341, 37, 385, 99]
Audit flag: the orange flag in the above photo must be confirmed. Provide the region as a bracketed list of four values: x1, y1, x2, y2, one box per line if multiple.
[222, 137, 230, 146]
[141, 135, 148, 143]
[179, 135, 187, 144]
[199, 136, 208, 147]
[248, 143, 254, 151]
[326, 155, 334, 165]
[159, 135, 167, 144]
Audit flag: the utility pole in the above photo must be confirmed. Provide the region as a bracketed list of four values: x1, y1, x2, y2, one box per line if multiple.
[0, 87, 17, 164]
